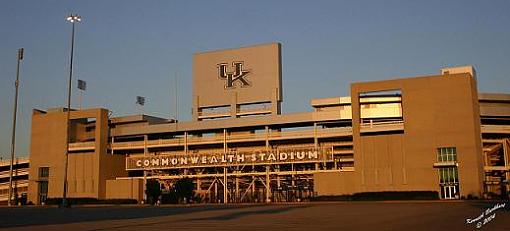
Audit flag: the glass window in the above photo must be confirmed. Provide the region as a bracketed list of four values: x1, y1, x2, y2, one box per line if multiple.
[437, 147, 457, 162]
[439, 167, 459, 185]
[39, 167, 49, 178]
[38, 181, 48, 193]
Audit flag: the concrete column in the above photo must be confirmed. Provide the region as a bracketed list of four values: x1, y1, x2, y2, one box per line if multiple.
[265, 126, 270, 152]
[143, 134, 148, 203]
[223, 167, 228, 204]
[214, 180, 218, 203]
[223, 129, 227, 153]
[235, 176, 239, 203]
[192, 96, 200, 121]
[271, 88, 281, 115]
[313, 122, 318, 149]
[265, 166, 270, 203]
[251, 176, 255, 201]
[184, 132, 188, 155]
[230, 92, 238, 119]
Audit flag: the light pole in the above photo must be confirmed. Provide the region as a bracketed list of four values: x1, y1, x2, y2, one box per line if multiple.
[62, 14, 81, 208]
[8, 48, 23, 207]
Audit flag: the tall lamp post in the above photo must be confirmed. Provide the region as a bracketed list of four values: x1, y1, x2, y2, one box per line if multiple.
[8, 48, 23, 207]
[62, 14, 81, 208]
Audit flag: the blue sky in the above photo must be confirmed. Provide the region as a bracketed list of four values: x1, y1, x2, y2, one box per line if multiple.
[1, 0, 509, 158]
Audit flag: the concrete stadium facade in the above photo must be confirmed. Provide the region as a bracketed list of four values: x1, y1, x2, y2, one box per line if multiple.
[25, 43, 510, 204]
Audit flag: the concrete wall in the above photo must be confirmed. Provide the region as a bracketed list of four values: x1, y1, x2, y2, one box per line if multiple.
[315, 73, 484, 198]
[28, 108, 128, 204]
[106, 179, 143, 201]
[351, 73, 483, 197]
[314, 172, 356, 195]
[28, 109, 67, 204]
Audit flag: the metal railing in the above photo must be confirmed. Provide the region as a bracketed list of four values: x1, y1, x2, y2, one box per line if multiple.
[0, 157, 29, 167]
[359, 120, 404, 132]
[68, 127, 355, 151]
[481, 125, 510, 134]
[68, 141, 95, 150]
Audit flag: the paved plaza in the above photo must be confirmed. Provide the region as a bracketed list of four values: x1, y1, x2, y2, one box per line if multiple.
[0, 201, 508, 230]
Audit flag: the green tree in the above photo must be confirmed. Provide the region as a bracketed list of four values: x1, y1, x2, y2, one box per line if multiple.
[174, 178, 195, 203]
[145, 179, 161, 205]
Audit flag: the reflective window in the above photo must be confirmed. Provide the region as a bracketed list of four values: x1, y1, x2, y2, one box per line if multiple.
[439, 167, 458, 184]
[39, 167, 49, 178]
[437, 147, 457, 162]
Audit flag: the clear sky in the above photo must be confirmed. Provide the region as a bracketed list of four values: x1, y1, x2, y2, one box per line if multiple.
[1, 0, 509, 159]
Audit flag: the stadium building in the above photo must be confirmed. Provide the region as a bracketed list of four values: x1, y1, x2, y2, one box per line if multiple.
[0, 157, 29, 204]
[26, 43, 510, 204]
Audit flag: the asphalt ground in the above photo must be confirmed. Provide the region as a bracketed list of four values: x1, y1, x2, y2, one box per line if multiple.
[0, 201, 508, 231]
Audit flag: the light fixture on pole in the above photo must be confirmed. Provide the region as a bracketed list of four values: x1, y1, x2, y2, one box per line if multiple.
[8, 48, 23, 207]
[77, 79, 86, 110]
[62, 13, 81, 208]
[136, 96, 146, 115]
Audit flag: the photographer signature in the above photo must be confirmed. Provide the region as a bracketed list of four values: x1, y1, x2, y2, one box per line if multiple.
[466, 203, 506, 229]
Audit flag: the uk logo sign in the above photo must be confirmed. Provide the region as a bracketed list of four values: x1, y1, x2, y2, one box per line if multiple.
[217, 62, 251, 89]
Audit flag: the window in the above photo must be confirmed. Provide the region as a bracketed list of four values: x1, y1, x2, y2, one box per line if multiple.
[38, 181, 48, 204]
[437, 147, 457, 162]
[439, 167, 458, 184]
[39, 167, 49, 178]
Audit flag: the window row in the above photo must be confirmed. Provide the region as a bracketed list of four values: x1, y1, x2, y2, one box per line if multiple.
[439, 167, 458, 184]
[437, 147, 457, 162]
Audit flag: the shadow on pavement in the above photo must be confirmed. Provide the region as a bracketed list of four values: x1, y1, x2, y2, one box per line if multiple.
[183, 205, 309, 221]
[82, 205, 309, 231]
[0, 205, 257, 228]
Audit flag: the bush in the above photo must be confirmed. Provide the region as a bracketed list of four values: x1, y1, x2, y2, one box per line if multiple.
[44, 198, 138, 205]
[145, 179, 162, 205]
[312, 191, 439, 201]
[160, 178, 196, 204]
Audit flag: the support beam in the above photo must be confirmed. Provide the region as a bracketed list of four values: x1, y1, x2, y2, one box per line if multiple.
[265, 126, 270, 152]
[313, 122, 318, 148]
[184, 132, 188, 155]
[235, 176, 239, 203]
[223, 128, 227, 153]
[265, 165, 270, 203]
[223, 167, 228, 204]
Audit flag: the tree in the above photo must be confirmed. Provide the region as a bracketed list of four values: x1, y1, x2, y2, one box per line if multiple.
[145, 179, 161, 205]
[174, 178, 195, 203]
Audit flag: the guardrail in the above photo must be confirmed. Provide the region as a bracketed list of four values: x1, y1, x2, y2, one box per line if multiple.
[68, 127, 355, 151]
[68, 141, 95, 151]
[360, 120, 404, 133]
[481, 125, 510, 134]
[0, 157, 29, 167]
[0, 169, 29, 178]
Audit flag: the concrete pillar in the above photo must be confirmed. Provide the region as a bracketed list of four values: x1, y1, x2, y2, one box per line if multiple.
[265, 126, 270, 152]
[265, 166, 271, 203]
[192, 96, 200, 121]
[230, 92, 238, 119]
[235, 176, 239, 203]
[223, 129, 227, 153]
[223, 167, 228, 204]
[184, 132, 188, 155]
[313, 122, 318, 149]
[271, 88, 281, 115]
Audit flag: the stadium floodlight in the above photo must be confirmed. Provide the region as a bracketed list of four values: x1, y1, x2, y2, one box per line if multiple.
[77, 79, 86, 91]
[66, 14, 81, 23]
[136, 96, 146, 106]
[62, 13, 82, 208]
[8, 48, 23, 207]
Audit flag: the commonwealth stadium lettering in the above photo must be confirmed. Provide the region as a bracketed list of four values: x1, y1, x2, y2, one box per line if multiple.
[126, 149, 330, 170]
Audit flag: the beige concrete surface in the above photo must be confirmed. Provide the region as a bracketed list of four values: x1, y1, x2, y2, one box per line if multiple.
[1, 201, 508, 231]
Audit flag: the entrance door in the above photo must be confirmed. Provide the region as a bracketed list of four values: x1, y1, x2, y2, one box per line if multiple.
[442, 185, 456, 199]
[38, 181, 48, 204]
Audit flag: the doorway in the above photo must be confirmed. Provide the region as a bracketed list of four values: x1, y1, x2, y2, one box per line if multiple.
[442, 185, 457, 199]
